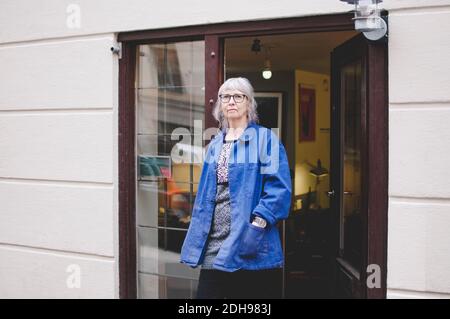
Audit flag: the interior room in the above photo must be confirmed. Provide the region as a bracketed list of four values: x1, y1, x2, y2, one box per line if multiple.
[224, 30, 357, 298]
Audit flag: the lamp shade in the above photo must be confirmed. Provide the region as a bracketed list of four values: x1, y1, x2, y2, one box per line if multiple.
[310, 159, 328, 177]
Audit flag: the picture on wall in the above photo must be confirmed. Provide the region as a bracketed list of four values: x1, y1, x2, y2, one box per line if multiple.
[254, 92, 283, 138]
[299, 85, 316, 142]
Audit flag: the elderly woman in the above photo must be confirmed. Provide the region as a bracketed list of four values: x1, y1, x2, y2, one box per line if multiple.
[180, 77, 291, 299]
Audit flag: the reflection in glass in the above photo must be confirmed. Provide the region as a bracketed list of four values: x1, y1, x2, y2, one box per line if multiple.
[137, 134, 204, 187]
[137, 181, 163, 228]
[139, 273, 160, 299]
[165, 87, 191, 132]
[166, 42, 189, 88]
[137, 41, 205, 133]
[136, 40, 204, 299]
[138, 227, 200, 280]
[192, 41, 205, 87]
[138, 273, 198, 299]
[137, 181, 195, 229]
[138, 134, 191, 157]
[340, 59, 364, 270]
[137, 88, 164, 135]
[137, 44, 165, 89]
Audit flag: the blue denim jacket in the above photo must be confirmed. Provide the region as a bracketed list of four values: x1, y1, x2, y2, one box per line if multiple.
[180, 122, 292, 272]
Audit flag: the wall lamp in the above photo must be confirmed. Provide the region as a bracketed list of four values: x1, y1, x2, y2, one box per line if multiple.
[340, 0, 387, 41]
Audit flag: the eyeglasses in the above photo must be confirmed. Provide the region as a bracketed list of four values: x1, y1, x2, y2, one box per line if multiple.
[219, 94, 247, 103]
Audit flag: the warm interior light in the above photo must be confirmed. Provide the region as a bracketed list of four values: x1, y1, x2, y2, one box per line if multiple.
[262, 69, 272, 79]
[262, 58, 272, 79]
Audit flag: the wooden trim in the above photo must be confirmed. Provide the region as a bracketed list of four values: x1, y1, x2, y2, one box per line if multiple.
[204, 35, 223, 131]
[366, 34, 388, 299]
[118, 13, 354, 43]
[118, 42, 137, 299]
[117, 12, 387, 299]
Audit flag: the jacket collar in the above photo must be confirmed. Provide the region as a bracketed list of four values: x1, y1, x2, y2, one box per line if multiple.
[217, 121, 257, 142]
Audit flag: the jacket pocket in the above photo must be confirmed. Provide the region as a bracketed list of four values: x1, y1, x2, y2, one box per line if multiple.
[238, 223, 265, 258]
[243, 164, 260, 198]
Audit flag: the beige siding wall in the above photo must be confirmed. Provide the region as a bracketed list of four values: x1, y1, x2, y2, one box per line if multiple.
[387, 5, 450, 298]
[0, 33, 119, 298]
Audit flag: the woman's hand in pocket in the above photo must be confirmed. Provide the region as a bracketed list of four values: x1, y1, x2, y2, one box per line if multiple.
[239, 223, 265, 258]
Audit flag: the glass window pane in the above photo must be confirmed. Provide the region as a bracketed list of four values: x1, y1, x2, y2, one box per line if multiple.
[162, 181, 193, 229]
[192, 166, 202, 185]
[137, 88, 164, 135]
[191, 134, 204, 185]
[165, 183, 193, 229]
[137, 134, 160, 156]
[137, 44, 165, 89]
[165, 42, 192, 88]
[138, 273, 162, 299]
[165, 86, 191, 132]
[138, 227, 200, 280]
[166, 276, 198, 299]
[164, 86, 206, 133]
[137, 181, 163, 228]
[138, 273, 198, 299]
[171, 163, 191, 184]
[137, 181, 193, 229]
[192, 86, 206, 128]
[340, 59, 364, 270]
[192, 41, 205, 87]
[138, 134, 204, 185]
[137, 134, 188, 157]
[136, 40, 204, 299]
[192, 41, 205, 126]
[137, 41, 205, 134]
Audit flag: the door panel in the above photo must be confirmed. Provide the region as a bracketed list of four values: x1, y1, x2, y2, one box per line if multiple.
[340, 57, 365, 271]
[331, 33, 388, 299]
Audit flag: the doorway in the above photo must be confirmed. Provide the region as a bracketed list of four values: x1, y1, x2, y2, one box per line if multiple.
[224, 31, 358, 298]
[118, 13, 388, 299]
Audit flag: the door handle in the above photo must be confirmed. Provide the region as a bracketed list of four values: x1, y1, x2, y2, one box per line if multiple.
[327, 190, 335, 198]
[344, 191, 353, 196]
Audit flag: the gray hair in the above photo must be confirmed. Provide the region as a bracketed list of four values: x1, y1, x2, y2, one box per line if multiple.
[212, 77, 259, 129]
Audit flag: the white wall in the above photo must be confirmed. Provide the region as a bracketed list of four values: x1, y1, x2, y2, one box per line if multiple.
[0, 34, 119, 298]
[388, 4, 450, 299]
[1, 0, 450, 298]
[0, 0, 449, 44]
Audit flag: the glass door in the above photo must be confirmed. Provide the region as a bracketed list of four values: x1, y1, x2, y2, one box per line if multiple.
[330, 33, 388, 299]
[340, 58, 365, 271]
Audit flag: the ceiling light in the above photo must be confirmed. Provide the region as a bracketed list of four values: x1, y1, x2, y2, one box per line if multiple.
[262, 58, 272, 79]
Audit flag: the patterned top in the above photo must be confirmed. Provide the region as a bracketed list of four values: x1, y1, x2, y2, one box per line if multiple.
[216, 140, 235, 184]
[201, 138, 237, 269]
[201, 184, 231, 269]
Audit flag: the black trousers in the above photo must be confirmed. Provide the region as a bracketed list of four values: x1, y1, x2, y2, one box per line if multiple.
[196, 268, 282, 299]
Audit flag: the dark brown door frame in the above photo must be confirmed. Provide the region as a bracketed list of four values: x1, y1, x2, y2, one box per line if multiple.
[118, 41, 137, 299]
[118, 12, 387, 299]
